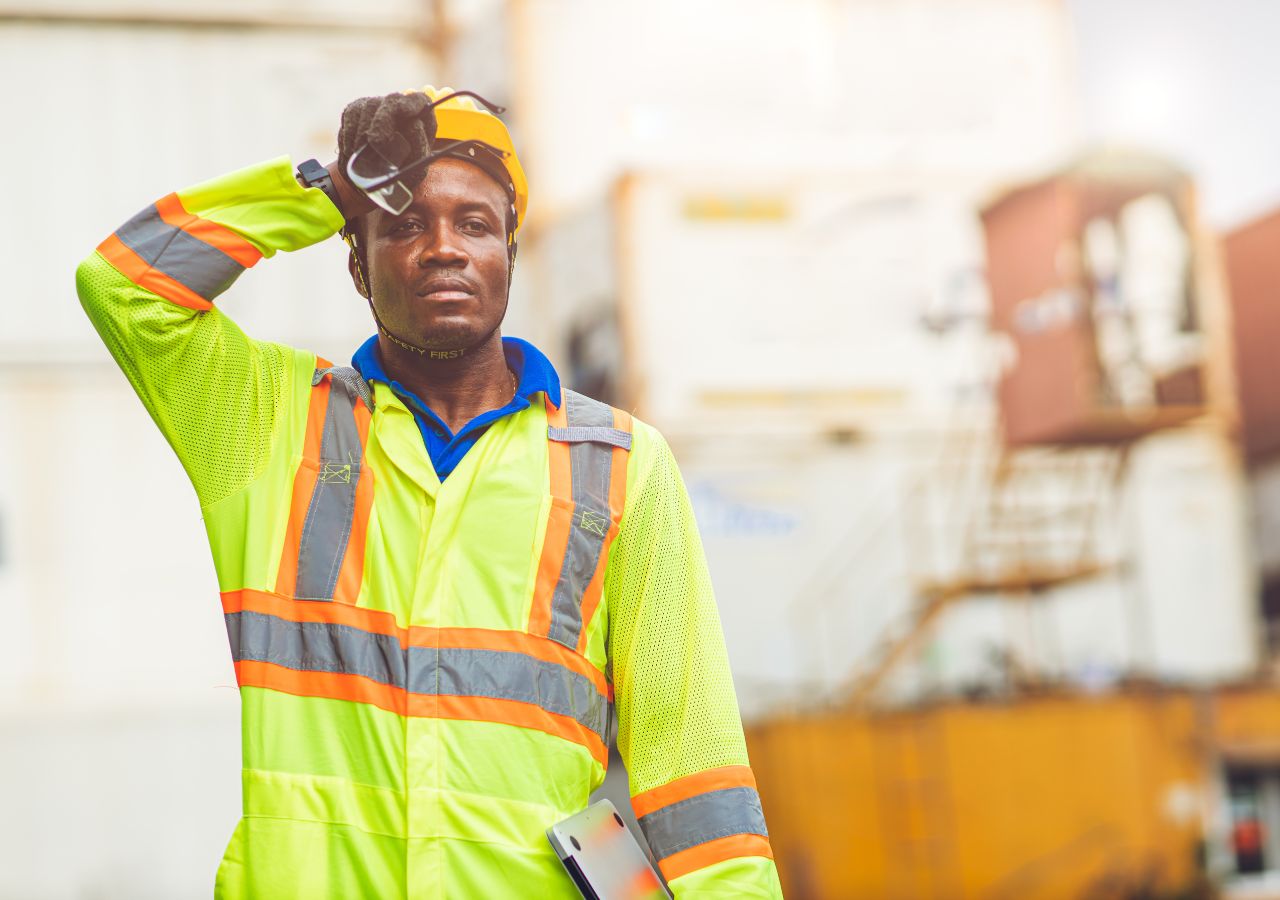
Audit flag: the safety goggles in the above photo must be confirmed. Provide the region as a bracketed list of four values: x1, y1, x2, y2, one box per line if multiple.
[344, 90, 512, 217]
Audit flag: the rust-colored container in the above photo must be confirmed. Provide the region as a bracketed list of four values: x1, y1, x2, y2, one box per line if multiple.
[1223, 209, 1280, 464]
[982, 155, 1206, 446]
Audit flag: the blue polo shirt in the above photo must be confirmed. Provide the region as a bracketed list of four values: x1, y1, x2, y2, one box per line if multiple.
[351, 335, 563, 480]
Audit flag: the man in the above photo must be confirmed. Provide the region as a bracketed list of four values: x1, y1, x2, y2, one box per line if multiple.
[76, 87, 782, 898]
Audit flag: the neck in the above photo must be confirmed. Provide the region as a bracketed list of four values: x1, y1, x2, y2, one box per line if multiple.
[377, 330, 515, 434]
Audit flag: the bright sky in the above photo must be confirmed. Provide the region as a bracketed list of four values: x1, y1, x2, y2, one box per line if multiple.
[1069, 0, 1280, 228]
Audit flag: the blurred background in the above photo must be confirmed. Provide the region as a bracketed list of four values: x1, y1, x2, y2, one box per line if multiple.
[2, 0, 1279, 897]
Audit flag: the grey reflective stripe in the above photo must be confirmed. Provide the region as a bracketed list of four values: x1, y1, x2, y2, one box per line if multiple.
[546, 390, 619, 648]
[314, 365, 375, 413]
[547, 425, 633, 450]
[412, 646, 607, 736]
[114, 203, 246, 301]
[294, 368, 366, 601]
[227, 610, 405, 685]
[225, 610, 608, 739]
[637, 787, 770, 861]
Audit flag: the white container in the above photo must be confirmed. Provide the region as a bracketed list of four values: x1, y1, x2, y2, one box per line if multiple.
[0, 13, 440, 366]
[671, 420, 1259, 718]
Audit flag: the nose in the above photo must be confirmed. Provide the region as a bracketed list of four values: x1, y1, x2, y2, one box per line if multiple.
[416, 220, 467, 268]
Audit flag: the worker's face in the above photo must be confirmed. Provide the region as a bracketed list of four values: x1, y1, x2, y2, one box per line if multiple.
[357, 158, 510, 352]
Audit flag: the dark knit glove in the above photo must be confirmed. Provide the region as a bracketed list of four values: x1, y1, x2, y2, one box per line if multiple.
[338, 92, 439, 187]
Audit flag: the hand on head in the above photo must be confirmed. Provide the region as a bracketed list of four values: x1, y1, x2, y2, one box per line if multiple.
[338, 92, 440, 191]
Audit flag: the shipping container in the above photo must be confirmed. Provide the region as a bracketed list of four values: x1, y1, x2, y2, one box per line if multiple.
[746, 686, 1280, 900]
[1223, 208, 1280, 464]
[1250, 459, 1280, 657]
[982, 154, 1213, 447]
[524, 168, 1005, 430]
[681, 424, 1257, 716]
[0, 7, 441, 367]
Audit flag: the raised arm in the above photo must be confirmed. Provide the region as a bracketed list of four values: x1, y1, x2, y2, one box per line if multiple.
[75, 157, 347, 507]
[607, 425, 784, 897]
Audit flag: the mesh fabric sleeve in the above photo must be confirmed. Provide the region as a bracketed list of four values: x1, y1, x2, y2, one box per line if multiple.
[75, 157, 345, 507]
[606, 423, 783, 898]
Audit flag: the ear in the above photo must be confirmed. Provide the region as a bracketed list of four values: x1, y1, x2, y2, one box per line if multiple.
[347, 247, 370, 299]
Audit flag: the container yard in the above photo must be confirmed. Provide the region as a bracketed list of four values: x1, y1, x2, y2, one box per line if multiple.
[3, 0, 1280, 897]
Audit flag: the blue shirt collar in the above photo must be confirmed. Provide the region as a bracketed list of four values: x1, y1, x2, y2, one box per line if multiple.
[350, 335, 563, 409]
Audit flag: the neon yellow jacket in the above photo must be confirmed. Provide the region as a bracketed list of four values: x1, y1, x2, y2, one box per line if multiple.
[76, 157, 783, 899]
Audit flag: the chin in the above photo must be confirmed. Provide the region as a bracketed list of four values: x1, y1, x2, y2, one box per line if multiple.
[416, 320, 491, 352]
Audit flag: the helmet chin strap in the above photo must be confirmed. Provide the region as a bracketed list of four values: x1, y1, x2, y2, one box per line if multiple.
[370, 300, 464, 358]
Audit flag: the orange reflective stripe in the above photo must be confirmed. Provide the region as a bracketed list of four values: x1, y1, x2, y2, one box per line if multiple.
[658, 833, 774, 883]
[154, 193, 262, 267]
[96, 235, 214, 311]
[274, 374, 332, 596]
[236, 659, 408, 715]
[223, 589, 400, 636]
[609, 408, 633, 515]
[529, 393, 571, 635]
[235, 661, 608, 769]
[532, 497, 574, 632]
[574, 521, 615, 655]
[303, 358, 334, 457]
[222, 589, 607, 693]
[274, 459, 321, 596]
[631, 765, 759, 818]
[433, 696, 607, 768]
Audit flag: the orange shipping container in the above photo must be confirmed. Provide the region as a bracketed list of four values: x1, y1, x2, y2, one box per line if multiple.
[745, 688, 1280, 899]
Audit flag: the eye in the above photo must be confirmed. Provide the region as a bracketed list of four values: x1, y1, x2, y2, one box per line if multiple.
[460, 218, 492, 236]
[389, 218, 423, 236]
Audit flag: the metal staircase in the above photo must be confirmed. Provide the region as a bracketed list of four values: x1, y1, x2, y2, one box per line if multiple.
[847, 439, 1131, 707]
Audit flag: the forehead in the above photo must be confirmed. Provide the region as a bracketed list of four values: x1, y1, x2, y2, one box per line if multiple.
[408, 157, 508, 214]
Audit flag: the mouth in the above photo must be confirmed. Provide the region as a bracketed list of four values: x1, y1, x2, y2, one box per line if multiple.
[415, 277, 476, 301]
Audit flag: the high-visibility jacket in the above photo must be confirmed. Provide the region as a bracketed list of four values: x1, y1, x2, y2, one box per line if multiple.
[76, 157, 783, 899]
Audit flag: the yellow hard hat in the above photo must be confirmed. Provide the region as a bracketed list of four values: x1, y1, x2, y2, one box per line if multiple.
[415, 85, 529, 237]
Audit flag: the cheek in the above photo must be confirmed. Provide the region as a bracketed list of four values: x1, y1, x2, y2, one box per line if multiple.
[367, 246, 411, 288]
[477, 248, 511, 294]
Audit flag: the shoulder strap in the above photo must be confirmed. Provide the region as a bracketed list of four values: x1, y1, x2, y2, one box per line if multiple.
[547, 389, 632, 450]
[313, 364, 375, 413]
[531, 389, 634, 652]
[275, 364, 374, 603]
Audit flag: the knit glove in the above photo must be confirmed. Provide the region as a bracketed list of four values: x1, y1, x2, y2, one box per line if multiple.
[338, 92, 439, 187]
